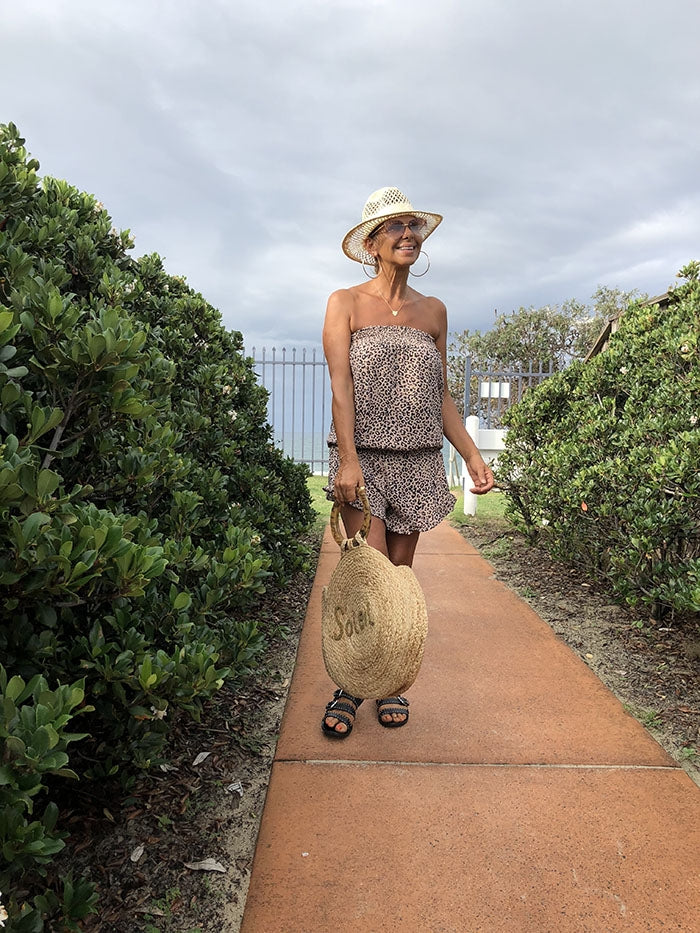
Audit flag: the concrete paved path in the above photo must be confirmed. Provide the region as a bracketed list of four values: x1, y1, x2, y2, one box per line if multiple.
[240, 523, 700, 932]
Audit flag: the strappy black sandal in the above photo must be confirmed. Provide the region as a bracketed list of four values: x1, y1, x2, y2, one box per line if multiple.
[376, 696, 409, 728]
[321, 689, 364, 738]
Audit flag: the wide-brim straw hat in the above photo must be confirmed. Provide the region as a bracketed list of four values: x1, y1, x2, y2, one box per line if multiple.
[321, 489, 428, 699]
[342, 186, 443, 265]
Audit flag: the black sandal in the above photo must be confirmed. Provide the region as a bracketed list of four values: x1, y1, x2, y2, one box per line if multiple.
[376, 696, 409, 728]
[321, 689, 364, 738]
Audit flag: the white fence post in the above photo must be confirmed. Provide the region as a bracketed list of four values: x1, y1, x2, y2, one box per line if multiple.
[463, 416, 506, 516]
[463, 415, 480, 516]
[446, 445, 460, 487]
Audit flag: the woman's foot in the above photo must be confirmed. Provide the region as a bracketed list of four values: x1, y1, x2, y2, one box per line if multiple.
[376, 696, 409, 728]
[321, 689, 364, 738]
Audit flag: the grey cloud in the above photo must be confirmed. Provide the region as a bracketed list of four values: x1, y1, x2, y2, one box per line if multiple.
[4, 0, 700, 350]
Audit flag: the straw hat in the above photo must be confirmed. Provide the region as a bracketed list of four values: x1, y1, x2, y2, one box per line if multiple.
[321, 490, 428, 699]
[342, 186, 443, 264]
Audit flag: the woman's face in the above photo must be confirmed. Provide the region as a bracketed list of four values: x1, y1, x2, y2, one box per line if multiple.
[366, 214, 426, 269]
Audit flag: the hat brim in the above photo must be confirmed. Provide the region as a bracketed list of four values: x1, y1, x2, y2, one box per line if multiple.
[342, 210, 443, 264]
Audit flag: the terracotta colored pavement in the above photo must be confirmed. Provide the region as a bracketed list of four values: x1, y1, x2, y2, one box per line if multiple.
[240, 523, 700, 933]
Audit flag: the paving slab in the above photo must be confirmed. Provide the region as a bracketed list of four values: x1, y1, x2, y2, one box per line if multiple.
[242, 762, 700, 933]
[241, 522, 700, 932]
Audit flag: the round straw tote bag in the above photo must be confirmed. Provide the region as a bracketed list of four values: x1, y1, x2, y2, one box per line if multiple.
[321, 488, 428, 700]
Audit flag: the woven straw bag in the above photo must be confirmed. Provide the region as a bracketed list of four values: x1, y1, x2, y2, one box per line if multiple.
[321, 489, 428, 699]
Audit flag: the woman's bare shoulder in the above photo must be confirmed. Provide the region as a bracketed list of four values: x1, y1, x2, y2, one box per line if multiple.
[408, 285, 445, 309]
[423, 295, 447, 324]
[324, 289, 357, 340]
[407, 292, 446, 336]
[420, 293, 446, 312]
[328, 283, 367, 302]
[326, 285, 371, 325]
[326, 287, 357, 311]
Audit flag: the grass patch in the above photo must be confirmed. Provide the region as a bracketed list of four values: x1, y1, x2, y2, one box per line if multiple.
[306, 473, 332, 529]
[449, 488, 508, 525]
[623, 702, 664, 732]
[482, 537, 513, 560]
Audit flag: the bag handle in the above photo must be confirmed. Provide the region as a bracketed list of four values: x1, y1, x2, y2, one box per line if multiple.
[330, 485, 372, 548]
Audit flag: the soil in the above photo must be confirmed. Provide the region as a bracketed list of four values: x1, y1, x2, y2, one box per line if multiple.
[52, 520, 699, 932]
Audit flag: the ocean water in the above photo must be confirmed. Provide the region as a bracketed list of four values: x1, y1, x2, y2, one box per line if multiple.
[273, 430, 330, 474]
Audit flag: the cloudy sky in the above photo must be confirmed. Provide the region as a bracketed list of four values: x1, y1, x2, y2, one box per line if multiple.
[4, 0, 700, 350]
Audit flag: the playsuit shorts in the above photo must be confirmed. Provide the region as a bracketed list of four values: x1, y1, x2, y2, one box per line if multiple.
[324, 446, 456, 535]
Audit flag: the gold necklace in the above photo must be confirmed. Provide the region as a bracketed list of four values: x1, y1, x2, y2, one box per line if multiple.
[376, 290, 408, 317]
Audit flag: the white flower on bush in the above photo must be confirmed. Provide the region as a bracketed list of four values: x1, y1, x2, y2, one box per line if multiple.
[228, 410, 237, 421]
[251, 534, 261, 546]
[679, 344, 690, 354]
[691, 415, 698, 425]
[222, 385, 232, 396]
[151, 706, 167, 720]
[0, 892, 7, 927]
[620, 366, 628, 375]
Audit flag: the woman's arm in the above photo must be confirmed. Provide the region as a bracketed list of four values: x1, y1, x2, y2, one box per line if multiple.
[322, 290, 365, 502]
[434, 302, 494, 495]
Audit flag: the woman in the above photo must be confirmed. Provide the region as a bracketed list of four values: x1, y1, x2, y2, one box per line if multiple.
[322, 186, 494, 737]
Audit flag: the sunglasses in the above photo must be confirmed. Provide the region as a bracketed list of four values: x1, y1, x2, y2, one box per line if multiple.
[374, 218, 427, 238]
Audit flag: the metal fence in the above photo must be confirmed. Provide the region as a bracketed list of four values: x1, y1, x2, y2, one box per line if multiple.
[249, 347, 556, 472]
[463, 358, 555, 429]
[250, 346, 331, 474]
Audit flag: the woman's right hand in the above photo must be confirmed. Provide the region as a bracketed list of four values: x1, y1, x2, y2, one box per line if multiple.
[333, 457, 365, 504]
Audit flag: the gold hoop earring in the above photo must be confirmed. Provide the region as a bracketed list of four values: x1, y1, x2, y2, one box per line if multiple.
[362, 259, 378, 278]
[409, 250, 430, 277]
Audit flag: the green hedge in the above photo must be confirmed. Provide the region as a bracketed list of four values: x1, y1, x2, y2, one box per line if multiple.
[0, 123, 313, 929]
[498, 263, 700, 620]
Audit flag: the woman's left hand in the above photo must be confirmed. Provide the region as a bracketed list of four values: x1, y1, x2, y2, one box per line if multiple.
[467, 456, 495, 495]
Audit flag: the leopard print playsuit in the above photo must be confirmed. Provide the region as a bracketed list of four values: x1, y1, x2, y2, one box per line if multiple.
[326, 325, 455, 533]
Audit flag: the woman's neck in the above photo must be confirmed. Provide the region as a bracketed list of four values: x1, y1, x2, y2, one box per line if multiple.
[374, 266, 410, 301]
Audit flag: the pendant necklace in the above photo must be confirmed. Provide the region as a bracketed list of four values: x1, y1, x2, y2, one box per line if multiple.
[377, 290, 408, 317]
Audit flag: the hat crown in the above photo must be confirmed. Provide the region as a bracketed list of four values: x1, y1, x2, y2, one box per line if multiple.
[361, 187, 414, 224]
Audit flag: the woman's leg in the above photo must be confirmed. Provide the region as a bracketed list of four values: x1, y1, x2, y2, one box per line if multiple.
[386, 529, 420, 567]
[378, 531, 420, 723]
[339, 506, 420, 565]
[383, 530, 419, 724]
[340, 504, 388, 555]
